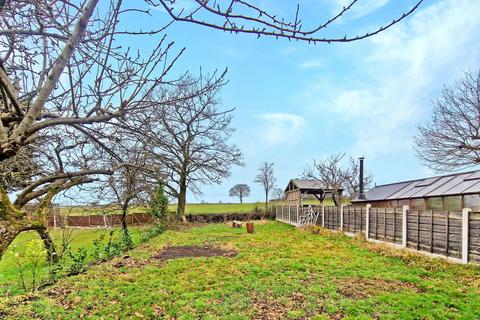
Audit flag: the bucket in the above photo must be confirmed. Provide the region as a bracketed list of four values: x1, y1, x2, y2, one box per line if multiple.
[246, 222, 254, 234]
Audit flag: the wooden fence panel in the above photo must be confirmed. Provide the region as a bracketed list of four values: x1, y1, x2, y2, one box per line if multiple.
[406, 210, 462, 258]
[368, 207, 402, 244]
[291, 206, 299, 224]
[323, 206, 339, 229]
[469, 212, 480, 263]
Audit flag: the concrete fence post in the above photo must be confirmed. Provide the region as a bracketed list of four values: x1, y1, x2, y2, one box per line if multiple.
[340, 205, 344, 231]
[321, 205, 325, 227]
[103, 215, 108, 228]
[53, 214, 57, 229]
[402, 205, 409, 248]
[462, 208, 471, 264]
[365, 204, 371, 240]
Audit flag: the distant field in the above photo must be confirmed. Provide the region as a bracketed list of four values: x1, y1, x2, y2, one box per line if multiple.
[169, 202, 269, 214]
[56, 199, 337, 216]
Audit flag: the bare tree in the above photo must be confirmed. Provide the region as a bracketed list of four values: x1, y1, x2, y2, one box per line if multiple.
[303, 153, 373, 205]
[0, 0, 181, 260]
[414, 70, 480, 171]
[102, 141, 154, 245]
[152, 0, 423, 43]
[229, 184, 250, 204]
[133, 72, 243, 222]
[344, 157, 374, 199]
[271, 188, 284, 201]
[303, 154, 346, 206]
[254, 162, 276, 212]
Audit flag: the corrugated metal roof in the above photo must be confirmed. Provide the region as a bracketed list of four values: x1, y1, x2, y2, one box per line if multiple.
[353, 169, 480, 202]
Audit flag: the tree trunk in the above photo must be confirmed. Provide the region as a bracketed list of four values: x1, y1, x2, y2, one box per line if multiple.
[265, 192, 268, 214]
[121, 202, 129, 232]
[0, 222, 21, 259]
[0, 219, 46, 261]
[36, 228, 58, 263]
[0, 187, 57, 261]
[178, 176, 188, 224]
[240, 195, 243, 204]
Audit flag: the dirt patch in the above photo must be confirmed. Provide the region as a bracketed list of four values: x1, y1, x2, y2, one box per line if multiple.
[336, 277, 420, 299]
[250, 291, 333, 320]
[153, 245, 237, 261]
[112, 255, 150, 268]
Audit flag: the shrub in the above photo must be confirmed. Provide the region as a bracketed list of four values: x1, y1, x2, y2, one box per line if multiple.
[147, 182, 169, 231]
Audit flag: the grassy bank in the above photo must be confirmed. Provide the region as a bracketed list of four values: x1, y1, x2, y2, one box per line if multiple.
[0, 228, 144, 296]
[1, 221, 479, 319]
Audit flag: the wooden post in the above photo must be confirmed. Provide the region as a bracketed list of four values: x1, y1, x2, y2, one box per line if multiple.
[462, 208, 471, 264]
[402, 205, 409, 248]
[53, 214, 57, 229]
[321, 205, 325, 227]
[340, 205, 344, 231]
[365, 204, 371, 240]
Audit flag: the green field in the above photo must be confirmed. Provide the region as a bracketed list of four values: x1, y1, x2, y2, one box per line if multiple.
[57, 200, 335, 216]
[1, 221, 479, 319]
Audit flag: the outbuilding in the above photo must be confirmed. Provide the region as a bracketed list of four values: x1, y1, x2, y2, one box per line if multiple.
[284, 179, 342, 207]
[351, 170, 480, 211]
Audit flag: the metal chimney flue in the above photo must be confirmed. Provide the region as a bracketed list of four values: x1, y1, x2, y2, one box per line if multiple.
[358, 157, 365, 200]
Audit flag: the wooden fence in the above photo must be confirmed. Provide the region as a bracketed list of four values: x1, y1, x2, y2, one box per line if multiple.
[275, 204, 480, 264]
[46, 212, 154, 228]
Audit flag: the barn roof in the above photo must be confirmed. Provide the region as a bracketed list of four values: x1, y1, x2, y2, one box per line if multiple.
[284, 179, 338, 193]
[353, 169, 480, 203]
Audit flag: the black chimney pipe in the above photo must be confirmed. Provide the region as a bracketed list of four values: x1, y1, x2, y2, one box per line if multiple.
[359, 157, 365, 200]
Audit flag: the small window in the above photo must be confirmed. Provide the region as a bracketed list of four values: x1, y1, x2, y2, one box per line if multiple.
[464, 171, 480, 181]
[426, 197, 443, 210]
[410, 198, 426, 209]
[464, 194, 480, 210]
[387, 200, 398, 207]
[444, 196, 462, 211]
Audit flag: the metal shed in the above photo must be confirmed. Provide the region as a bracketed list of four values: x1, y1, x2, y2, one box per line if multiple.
[284, 179, 341, 207]
[351, 170, 480, 210]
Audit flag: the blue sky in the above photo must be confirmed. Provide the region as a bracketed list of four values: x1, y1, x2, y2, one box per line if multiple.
[136, 0, 480, 203]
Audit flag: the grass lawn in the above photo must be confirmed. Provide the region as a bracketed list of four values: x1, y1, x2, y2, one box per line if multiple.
[0, 227, 145, 296]
[1, 221, 479, 319]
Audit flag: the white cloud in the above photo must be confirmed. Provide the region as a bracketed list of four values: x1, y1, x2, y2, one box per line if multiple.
[297, 0, 480, 157]
[256, 113, 306, 147]
[299, 59, 324, 69]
